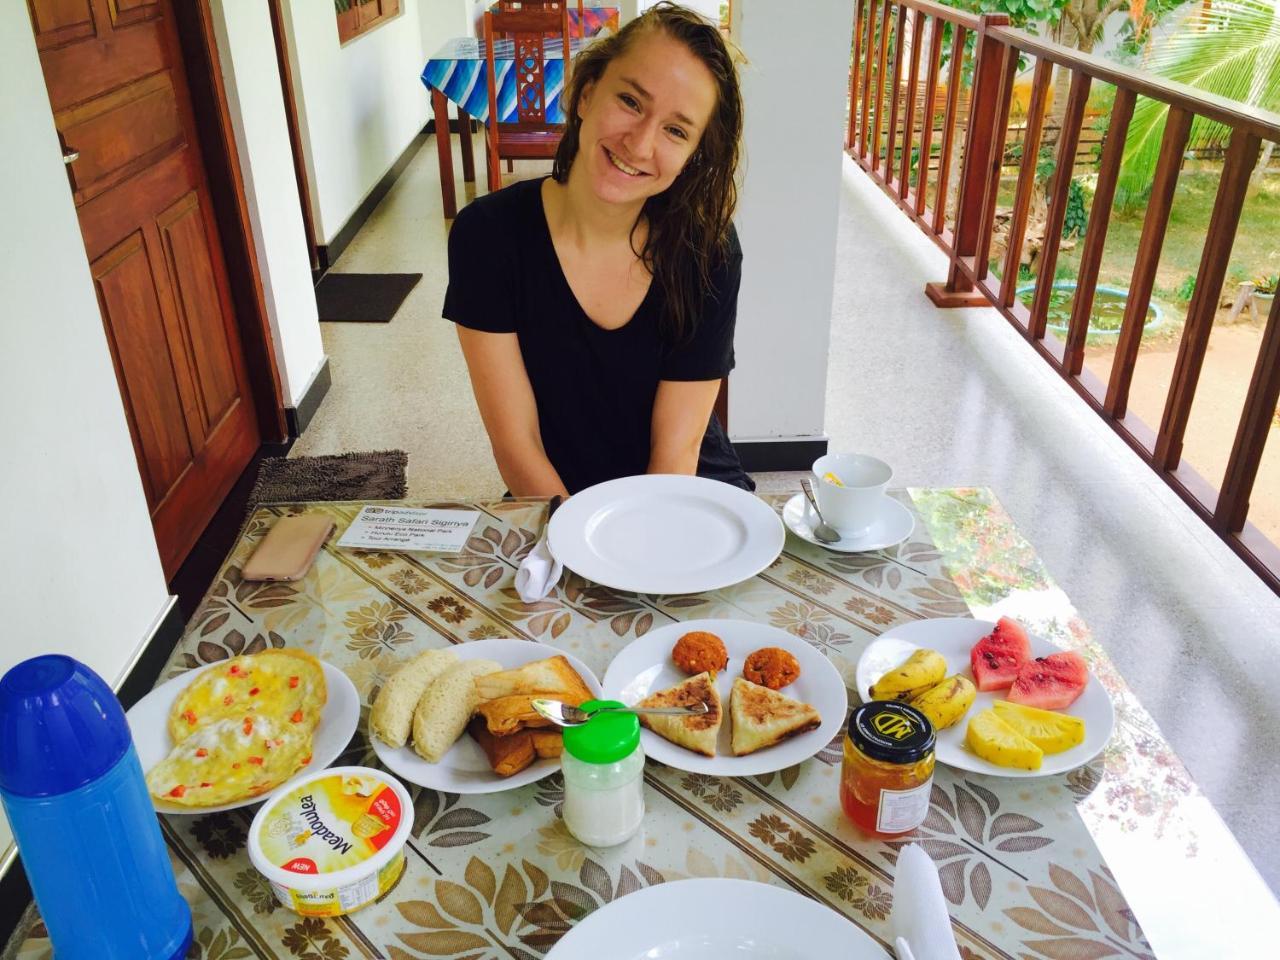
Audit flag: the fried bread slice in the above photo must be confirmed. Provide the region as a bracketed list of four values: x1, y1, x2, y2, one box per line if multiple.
[475, 695, 556, 737]
[636, 671, 723, 757]
[729, 678, 821, 757]
[467, 717, 536, 777]
[472, 655, 594, 705]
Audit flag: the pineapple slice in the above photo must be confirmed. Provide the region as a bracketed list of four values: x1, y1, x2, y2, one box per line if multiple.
[993, 701, 1085, 754]
[966, 709, 1043, 771]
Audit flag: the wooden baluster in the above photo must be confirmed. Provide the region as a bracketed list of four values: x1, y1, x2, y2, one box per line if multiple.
[848, 0, 866, 151]
[1105, 107, 1193, 419]
[870, 0, 892, 171]
[1154, 128, 1263, 471]
[1028, 69, 1091, 339]
[1217, 291, 1280, 532]
[1061, 87, 1136, 376]
[899, 9, 925, 201]
[972, 39, 1019, 283]
[931, 24, 966, 234]
[915, 16, 943, 218]
[884, 4, 908, 183]
[858, 0, 877, 159]
[998, 57, 1052, 308]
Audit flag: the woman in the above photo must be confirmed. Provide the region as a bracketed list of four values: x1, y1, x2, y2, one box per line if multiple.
[444, 2, 750, 498]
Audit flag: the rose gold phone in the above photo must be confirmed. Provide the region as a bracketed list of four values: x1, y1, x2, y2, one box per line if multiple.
[241, 514, 335, 581]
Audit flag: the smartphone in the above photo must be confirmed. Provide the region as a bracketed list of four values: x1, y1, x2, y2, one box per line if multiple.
[241, 514, 335, 581]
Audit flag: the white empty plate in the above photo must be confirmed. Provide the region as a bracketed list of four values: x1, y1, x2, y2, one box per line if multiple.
[544, 878, 882, 959]
[601, 619, 848, 777]
[855, 618, 1115, 778]
[370, 638, 602, 794]
[127, 659, 360, 815]
[548, 475, 785, 595]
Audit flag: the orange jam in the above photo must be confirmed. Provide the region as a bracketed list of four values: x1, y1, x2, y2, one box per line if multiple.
[839, 701, 935, 837]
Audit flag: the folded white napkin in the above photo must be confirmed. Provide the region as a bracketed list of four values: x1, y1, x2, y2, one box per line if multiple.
[892, 844, 961, 960]
[515, 534, 562, 602]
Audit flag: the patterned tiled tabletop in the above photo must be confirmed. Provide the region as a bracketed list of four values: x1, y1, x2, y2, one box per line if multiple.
[11, 489, 1277, 958]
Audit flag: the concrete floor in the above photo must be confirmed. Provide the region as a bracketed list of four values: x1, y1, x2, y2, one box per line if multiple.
[292, 141, 1280, 894]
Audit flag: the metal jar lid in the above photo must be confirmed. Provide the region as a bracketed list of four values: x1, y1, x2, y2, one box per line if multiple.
[847, 701, 936, 764]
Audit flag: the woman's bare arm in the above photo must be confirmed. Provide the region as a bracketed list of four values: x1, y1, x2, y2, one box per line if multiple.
[456, 326, 571, 498]
[647, 378, 721, 475]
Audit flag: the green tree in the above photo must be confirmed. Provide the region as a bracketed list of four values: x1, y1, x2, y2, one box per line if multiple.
[1116, 0, 1280, 208]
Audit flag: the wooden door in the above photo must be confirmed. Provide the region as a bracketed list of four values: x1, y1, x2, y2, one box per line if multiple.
[28, 0, 261, 579]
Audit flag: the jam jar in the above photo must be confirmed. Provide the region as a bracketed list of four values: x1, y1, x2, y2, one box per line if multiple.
[840, 701, 935, 836]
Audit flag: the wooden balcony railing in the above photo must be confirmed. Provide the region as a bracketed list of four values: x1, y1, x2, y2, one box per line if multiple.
[847, 0, 1280, 595]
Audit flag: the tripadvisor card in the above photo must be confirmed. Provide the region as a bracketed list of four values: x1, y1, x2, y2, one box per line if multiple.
[337, 505, 480, 554]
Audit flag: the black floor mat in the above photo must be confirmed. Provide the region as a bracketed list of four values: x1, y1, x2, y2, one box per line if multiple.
[315, 272, 422, 322]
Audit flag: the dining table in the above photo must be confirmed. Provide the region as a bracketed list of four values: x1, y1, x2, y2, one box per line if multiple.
[421, 33, 589, 219]
[9, 488, 1278, 958]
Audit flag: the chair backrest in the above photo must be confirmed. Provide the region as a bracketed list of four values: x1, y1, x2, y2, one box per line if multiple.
[494, 0, 585, 39]
[484, 8, 572, 127]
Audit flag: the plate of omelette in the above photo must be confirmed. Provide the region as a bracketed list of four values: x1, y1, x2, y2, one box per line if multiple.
[127, 649, 359, 814]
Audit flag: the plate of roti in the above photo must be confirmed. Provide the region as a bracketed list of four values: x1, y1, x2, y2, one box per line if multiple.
[601, 619, 848, 776]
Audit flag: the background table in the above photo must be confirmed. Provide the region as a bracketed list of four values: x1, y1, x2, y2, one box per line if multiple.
[9, 489, 1263, 958]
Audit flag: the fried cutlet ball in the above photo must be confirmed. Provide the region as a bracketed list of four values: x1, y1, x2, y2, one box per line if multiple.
[671, 631, 729, 675]
[741, 647, 801, 690]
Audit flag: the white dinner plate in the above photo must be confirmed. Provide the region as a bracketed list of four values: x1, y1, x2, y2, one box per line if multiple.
[547, 475, 785, 595]
[544, 878, 882, 959]
[601, 619, 848, 777]
[855, 618, 1115, 778]
[127, 658, 360, 815]
[371, 638, 603, 794]
[782, 492, 915, 553]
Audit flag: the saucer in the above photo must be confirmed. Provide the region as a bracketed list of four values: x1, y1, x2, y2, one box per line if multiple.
[781, 493, 914, 553]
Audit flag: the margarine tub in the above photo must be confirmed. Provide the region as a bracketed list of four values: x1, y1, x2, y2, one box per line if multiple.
[247, 765, 411, 916]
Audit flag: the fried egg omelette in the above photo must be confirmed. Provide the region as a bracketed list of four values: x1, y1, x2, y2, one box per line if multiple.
[167, 649, 326, 744]
[146, 714, 314, 807]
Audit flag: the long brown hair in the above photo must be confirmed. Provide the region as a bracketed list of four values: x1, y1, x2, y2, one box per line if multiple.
[551, 2, 743, 343]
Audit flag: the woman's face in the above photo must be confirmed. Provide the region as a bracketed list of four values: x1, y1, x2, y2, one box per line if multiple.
[574, 29, 718, 207]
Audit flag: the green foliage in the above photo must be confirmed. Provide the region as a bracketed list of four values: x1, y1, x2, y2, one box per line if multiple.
[1054, 262, 1076, 282]
[1118, 0, 1280, 209]
[1255, 275, 1279, 295]
[1117, 0, 1195, 58]
[1063, 179, 1089, 239]
[1176, 274, 1197, 302]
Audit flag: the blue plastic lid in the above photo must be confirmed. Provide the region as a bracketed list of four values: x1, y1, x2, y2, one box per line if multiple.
[0, 656, 133, 798]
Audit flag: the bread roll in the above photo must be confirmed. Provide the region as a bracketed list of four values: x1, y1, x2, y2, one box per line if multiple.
[411, 659, 502, 762]
[369, 648, 458, 748]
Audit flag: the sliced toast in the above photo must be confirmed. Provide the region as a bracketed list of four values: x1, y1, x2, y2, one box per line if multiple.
[636, 671, 723, 757]
[730, 677, 821, 757]
[473, 655, 594, 705]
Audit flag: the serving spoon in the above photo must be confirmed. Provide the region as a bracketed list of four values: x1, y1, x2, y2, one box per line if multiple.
[531, 698, 710, 727]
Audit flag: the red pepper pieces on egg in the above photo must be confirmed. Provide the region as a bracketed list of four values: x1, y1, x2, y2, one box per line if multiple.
[200, 782, 212, 789]
[229, 664, 241, 676]
[288, 676, 299, 689]
[195, 748, 208, 758]
[168, 785, 186, 798]
[223, 695, 234, 706]
[290, 710, 304, 723]
[248, 756, 264, 766]
[242, 718, 254, 735]
[184, 710, 197, 725]
[301, 755, 312, 765]
[249, 687, 260, 696]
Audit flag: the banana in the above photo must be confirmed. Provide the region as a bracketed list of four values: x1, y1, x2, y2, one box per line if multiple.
[869, 648, 948, 702]
[909, 675, 976, 730]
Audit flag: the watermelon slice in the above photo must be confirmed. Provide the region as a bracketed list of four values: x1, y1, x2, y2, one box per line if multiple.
[969, 617, 1032, 692]
[1007, 652, 1089, 710]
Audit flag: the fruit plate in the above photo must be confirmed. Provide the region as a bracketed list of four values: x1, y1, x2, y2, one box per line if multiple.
[601, 619, 848, 777]
[370, 639, 603, 795]
[854, 618, 1114, 778]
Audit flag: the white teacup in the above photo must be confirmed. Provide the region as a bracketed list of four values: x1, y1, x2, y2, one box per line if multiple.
[811, 453, 892, 537]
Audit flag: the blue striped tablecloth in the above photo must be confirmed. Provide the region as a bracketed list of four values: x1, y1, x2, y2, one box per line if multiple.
[421, 37, 589, 123]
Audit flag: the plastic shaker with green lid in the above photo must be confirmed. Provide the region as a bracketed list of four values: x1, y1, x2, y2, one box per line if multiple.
[561, 700, 645, 847]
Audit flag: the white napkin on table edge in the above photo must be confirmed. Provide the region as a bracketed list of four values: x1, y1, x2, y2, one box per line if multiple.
[892, 843, 961, 960]
[515, 533, 562, 602]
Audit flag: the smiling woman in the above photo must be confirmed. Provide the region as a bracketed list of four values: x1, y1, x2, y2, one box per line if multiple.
[443, 3, 751, 498]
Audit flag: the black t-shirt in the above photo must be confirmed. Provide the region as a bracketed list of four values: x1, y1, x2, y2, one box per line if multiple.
[443, 177, 752, 495]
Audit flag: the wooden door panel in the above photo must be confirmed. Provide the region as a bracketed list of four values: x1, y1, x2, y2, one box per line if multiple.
[60, 72, 183, 204]
[92, 230, 195, 505]
[158, 192, 239, 435]
[27, 0, 95, 48]
[37, 16, 166, 110]
[109, 0, 160, 28]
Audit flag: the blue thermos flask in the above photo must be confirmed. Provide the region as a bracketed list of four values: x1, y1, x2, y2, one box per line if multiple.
[0, 655, 193, 959]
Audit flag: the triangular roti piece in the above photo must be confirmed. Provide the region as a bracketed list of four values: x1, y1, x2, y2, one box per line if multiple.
[730, 678, 821, 757]
[637, 672, 723, 757]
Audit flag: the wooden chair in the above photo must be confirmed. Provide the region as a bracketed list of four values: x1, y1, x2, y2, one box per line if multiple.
[496, 0, 586, 39]
[483, 7, 572, 191]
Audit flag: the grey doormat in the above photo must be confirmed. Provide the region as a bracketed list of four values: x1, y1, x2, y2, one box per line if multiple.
[316, 272, 421, 322]
[248, 451, 408, 508]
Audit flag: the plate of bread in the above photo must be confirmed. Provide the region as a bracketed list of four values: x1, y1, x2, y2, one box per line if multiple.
[368, 638, 602, 793]
[129, 649, 360, 813]
[601, 619, 847, 776]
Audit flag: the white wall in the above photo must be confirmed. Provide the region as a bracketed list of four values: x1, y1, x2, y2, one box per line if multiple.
[282, 0, 436, 245]
[729, 0, 853, 442]
[211, 0, 325, 408]
[0, 10, 173, 865]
